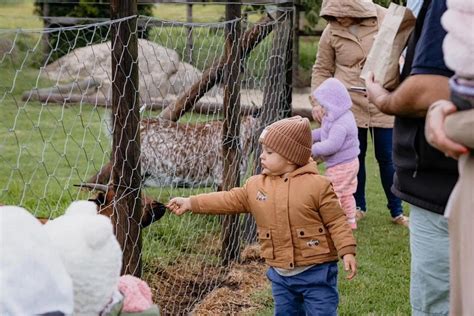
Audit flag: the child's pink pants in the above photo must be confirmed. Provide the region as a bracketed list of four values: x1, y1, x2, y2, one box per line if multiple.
[325, 158, 359, 229]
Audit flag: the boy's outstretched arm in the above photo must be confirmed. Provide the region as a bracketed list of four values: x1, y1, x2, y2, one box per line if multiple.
[167, 197, 191, 215]
[342, 254, 357, 280]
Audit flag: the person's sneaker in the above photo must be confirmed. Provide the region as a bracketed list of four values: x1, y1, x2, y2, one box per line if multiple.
[355, 208, 366, 221]
[392, 215, 409, 227]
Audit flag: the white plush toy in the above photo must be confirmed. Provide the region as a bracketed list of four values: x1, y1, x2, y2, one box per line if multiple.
[0, 206, 74, 315]
[44, 200, 123, 315]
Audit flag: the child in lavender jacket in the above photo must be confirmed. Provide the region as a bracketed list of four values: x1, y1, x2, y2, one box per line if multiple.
[312, 78, 360, 228]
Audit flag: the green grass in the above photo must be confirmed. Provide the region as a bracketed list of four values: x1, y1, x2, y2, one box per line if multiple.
[0, 1, 42, 29]
[0, 63, 411, 315]
[0, 4, 408, 315]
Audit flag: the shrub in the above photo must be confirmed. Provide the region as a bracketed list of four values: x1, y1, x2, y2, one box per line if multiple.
[33, 0, 153, 62]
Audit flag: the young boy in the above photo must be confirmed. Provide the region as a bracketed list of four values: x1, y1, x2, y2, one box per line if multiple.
[167, 116, 357, 315]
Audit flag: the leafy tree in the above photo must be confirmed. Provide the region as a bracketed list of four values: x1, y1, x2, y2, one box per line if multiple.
[34, 0, 153, 61]
[301, 0, 407, 31]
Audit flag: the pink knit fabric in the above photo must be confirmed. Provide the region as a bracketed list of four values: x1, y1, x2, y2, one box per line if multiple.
[325, 158, 359, 229]
[118, 275, 153, 312]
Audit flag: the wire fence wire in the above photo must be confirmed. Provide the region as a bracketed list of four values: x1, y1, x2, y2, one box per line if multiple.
[0, 9, 292, 314]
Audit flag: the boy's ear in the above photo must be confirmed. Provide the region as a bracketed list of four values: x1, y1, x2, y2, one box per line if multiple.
[286, 160, 297, 166]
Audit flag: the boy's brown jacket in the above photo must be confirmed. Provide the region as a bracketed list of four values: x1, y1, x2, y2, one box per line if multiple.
[189, 162, 356, 270]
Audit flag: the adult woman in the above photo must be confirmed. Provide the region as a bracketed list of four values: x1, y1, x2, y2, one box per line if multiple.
[311, 0, 407, 226]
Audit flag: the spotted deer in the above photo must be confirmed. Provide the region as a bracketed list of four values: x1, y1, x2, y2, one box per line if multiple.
[88, 115, 259, 188]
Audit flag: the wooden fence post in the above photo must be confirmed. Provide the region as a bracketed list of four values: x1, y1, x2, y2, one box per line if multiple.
[220, 0, 242, 266]
[253, 6, 293, 175]
[110, 0, 143, 276]
[186, 0, 193, 64]
[243, 4, 294, 246]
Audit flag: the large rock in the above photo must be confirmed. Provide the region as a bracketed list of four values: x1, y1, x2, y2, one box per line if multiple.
[41, 39, 208, 101]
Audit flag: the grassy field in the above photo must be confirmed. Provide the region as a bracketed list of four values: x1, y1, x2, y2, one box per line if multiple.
[0, 63, 411, 315]
[1, 2, 410, 315]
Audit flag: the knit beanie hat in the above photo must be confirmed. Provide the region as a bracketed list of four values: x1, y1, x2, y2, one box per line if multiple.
[0, 206, 74, 316]
[259, 116, 312, 166]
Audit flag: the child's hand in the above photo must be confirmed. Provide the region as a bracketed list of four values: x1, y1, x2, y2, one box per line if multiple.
[342, 254, 357, 280]
[166, 197, 191, 215]
[309, 96, 324, 123]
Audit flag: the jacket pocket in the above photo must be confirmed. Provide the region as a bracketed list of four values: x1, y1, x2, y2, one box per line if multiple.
[296, 225, 330, 258]
[257, 227, 274, 259]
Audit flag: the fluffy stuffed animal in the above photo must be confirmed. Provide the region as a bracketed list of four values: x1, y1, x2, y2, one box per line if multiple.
[43, 201, 122, 315]
[0, 206, 74, 315]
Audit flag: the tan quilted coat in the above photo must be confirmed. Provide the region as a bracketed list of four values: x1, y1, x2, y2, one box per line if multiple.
[311, 0, 394, 128]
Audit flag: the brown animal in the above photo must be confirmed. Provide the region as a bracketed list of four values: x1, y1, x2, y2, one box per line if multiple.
[37, 184, 166, 228]
[78, 183, 167, 228]
[88, 115, 259, 188]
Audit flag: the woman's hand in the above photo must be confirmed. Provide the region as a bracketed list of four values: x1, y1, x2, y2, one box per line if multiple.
[166, 197, 191, 215]
[342, 254, 357, 280]
[309, 96, 324, 123]
[425, 100, 468, 159]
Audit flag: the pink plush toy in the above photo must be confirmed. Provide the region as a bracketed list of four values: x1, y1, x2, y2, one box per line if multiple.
[118, 275, 153, 312]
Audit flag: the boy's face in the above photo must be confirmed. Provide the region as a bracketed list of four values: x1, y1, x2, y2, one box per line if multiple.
[259, 145, 297, 176]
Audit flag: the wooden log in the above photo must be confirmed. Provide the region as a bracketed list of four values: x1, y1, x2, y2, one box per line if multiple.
[21, 91, 312, 119]
[21, 78, 100, 102]
[158, 14, 275, 122]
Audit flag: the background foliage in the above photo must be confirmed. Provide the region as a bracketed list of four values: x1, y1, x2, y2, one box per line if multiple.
[33, 0, 154, 60]
[302, 0, 407, 31]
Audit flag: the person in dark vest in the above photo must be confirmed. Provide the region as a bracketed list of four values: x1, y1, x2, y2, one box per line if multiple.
[365, 1, 457, 315]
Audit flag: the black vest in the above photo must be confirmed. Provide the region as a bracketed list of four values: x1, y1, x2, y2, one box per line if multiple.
[392, 0, 458, 214]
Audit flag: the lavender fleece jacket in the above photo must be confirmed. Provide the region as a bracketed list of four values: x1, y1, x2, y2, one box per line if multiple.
[312, 78, 360, 167]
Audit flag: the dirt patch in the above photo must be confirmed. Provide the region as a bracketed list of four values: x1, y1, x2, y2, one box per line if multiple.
[145, 244, 271, 315]
[191, 261, 269, 315]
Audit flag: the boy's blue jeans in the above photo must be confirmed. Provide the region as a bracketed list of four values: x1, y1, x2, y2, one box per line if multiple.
[354, 127, 403, 218]
[266, 262, 338, 315]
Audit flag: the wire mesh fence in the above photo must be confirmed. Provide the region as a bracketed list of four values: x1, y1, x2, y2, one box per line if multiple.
[0, 8, 293, 314]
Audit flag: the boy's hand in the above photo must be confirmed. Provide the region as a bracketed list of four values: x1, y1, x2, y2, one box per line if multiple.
[342, 254, 357, 280]
[166, 197, 191, 215]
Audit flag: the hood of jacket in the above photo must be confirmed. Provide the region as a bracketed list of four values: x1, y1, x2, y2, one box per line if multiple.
[313, 78, 352, 122]
[320, 0, 378, 20]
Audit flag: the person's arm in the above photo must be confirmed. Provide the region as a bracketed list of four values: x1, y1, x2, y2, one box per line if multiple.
[314, 179, 357, 279]
[316, 180, 356, 257]
[366, 72, 450, 117]
[425, 100, 470, 159]
[167, 186, 249, 216]
[312, 125, 347, 157]
[310, 27, 335, 123]
[312, 128, 322, 142]
[445, 108, 474, 149]
[311, 27, 335, 91]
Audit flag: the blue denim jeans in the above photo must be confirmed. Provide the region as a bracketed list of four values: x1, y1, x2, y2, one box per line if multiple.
[266, 262, 339, 316]
[410, 205, 449, 315]
[354, 127, 403, 218]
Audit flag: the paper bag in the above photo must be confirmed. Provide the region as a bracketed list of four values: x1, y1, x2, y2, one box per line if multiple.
[360, 3, 416, 90]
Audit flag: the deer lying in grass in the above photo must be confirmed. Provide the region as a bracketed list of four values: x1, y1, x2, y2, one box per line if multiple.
[88, 115, 259, 188]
